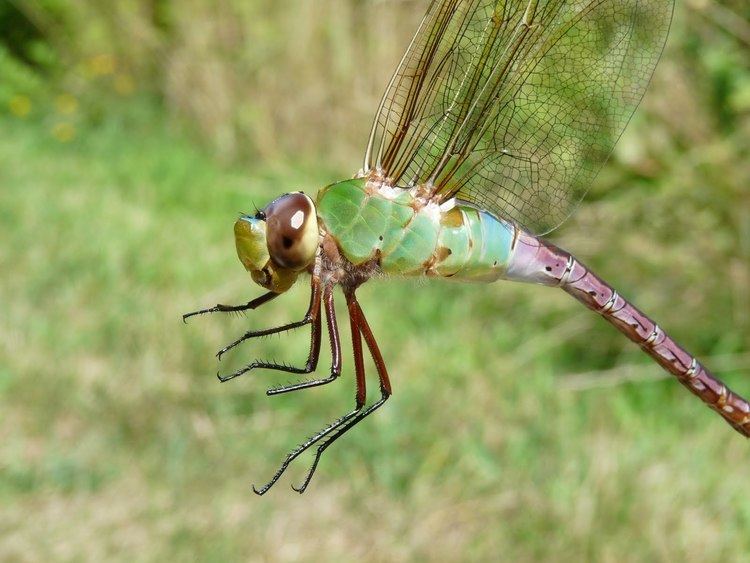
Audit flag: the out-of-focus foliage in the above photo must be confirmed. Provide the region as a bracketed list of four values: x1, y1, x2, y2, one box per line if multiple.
[2, 0, 426, 163]
[3, 1, 749, 165]
[1, 1, 749, 561]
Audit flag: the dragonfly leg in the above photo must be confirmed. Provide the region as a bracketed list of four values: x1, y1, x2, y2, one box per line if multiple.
[216, 277, 322, 382]
[264, 282, 345, 394]
[292, 292, 391, 494]
[252, 289, 367, 496]
[182, 291, 279, 323]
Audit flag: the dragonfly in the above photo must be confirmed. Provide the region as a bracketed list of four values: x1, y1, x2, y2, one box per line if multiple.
[185, 0, 750, 495]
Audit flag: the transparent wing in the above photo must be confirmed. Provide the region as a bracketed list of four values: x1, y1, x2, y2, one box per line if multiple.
[362, 0, 673, 234]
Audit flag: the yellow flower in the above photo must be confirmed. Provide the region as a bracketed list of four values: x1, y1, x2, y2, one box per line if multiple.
[55, 94, 78, 115]
[52, 122, 76, 143]
[87, 54, 116, 76]
[9, 95, 32, 118]
[114, 74, 135, 96]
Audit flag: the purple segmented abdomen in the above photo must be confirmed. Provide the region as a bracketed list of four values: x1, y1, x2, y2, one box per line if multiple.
[503, 230, 750, 437]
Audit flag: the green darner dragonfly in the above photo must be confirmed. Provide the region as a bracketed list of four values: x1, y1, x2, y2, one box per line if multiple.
[185, 0, 750, 495]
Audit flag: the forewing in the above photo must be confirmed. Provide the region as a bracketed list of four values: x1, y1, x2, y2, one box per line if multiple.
[363, 0, 673, 234]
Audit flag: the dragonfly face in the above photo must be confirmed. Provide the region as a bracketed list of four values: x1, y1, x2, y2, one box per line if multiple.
[234, 192, 318, 293]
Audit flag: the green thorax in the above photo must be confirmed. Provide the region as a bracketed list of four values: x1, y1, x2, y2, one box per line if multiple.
[316, 178, 516, 282]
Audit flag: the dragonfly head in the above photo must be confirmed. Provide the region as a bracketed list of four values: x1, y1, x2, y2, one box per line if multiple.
[234, 192, 319, 293]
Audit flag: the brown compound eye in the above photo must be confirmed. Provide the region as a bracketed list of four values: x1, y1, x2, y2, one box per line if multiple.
[264, 192, 319, 270]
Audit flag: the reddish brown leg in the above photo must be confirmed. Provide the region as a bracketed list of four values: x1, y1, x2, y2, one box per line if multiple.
[252, 287, 368, 496]
[291, 291, 391, 494]
[355, 300, 392, 395]
[349, 294, 367, 408]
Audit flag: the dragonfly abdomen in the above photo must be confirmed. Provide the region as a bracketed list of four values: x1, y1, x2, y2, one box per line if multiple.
[316, 178, 516, 281]
[503, 230, 750, 437]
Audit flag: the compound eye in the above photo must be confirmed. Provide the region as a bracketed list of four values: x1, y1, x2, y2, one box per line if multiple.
[264, 192, 318, 270]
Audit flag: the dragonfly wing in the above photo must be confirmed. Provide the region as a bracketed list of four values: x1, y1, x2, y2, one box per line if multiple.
[362, 0, 673, 234]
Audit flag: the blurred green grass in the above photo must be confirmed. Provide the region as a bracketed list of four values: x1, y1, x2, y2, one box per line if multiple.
[1, 1, 750, 561]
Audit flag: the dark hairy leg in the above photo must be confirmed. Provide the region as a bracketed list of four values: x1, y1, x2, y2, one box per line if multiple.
[182, 291, 279, 323]
[251, 286, 366, 495]
[216, 276, 323, 382]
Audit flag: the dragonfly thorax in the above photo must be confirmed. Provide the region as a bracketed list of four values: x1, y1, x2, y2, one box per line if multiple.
[234, 192, 318, 293]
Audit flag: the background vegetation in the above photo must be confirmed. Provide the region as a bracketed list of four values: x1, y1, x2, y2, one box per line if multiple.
[1, 0, 749, 560]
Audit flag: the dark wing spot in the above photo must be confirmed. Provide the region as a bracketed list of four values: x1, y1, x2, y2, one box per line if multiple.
[282, 236, 293, 249]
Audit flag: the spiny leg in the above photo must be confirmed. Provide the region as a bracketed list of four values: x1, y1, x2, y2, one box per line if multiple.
[219, 312, 323, 383]
[252, 291, 368, 496]
[218, 277, 322, 360]
[217, 277, 322, 382]
[265, 283, 345, 395]
[182, 291, 279, 323]
[292, 293, 392, 494]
